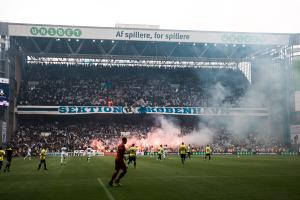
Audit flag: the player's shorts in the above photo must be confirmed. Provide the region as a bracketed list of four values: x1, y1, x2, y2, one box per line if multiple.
[115, 159, 127, 171]
[7, 157, 12, 162]
[87, 152, 92, 157]
[205, 153, 211, 156]
[128, 156, 136, 162]
[27, 153, 31, 156]
[61, 153, 67, 158]
[180, 154, 186, 159]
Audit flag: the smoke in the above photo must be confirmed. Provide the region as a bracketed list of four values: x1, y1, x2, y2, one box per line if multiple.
[90, 139, 106, 151]
[206, 57, 287, 145]
[182, 126, 215, 146]
[209, 82, 231, 106]
[89, 57, 287, 150]
[126, 115, 215, 149]
[237, 58, 286, 143]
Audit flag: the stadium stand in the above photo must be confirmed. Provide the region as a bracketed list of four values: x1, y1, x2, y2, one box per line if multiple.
[12, 115, 287, 156]
[17, 64, 249, 107]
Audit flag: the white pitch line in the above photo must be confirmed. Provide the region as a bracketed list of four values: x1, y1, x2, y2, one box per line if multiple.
[97, 178, 115, 200]
[127, 174, 300, 180]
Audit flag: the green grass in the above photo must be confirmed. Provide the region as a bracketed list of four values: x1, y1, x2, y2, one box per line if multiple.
[1, 155, 300, 200]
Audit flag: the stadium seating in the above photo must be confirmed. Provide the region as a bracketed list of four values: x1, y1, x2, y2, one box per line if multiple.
[17, 64, 249, 107]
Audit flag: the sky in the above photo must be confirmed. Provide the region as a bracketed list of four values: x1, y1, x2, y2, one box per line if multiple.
[0, 0, 300, 33]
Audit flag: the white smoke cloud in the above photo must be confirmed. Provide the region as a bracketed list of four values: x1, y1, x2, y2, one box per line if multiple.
[182, 127, 215, 146]
[126, 115, 215, 148]
[209, 82, 231, 106]
[211, 58, 287, 145]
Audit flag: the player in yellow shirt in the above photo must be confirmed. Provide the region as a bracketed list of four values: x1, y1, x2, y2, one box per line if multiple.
[157, 144, 164, 160]
[179, 142, 187, 164]
[205, 145, 212, 160]
[127, 144, 137, 168]
[37, 147, 48, 171]
[0, 146, 5, 171]
[4, 145, 13, 173]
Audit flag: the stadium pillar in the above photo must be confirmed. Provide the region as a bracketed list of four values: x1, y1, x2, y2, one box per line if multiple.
[0, 33, 9, 146]
[0, 24, 18, 146]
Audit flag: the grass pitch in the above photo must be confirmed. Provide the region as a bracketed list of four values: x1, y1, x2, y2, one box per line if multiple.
[1, 155, 300, 200]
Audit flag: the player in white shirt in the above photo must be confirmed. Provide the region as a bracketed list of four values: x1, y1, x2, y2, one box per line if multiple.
[61, 145, 68, 165]
[24, 144, 32, 160]
[86, 146, 93, 162]
[187, 144, 192, 159]
[163, 144, 168, 159]
[150, 146, 155, 157]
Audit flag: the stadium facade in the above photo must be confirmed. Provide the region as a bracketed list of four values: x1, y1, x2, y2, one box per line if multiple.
[0, 22, 300, 147]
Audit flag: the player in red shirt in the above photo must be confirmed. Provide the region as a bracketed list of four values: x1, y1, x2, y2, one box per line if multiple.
[109, 137, 128, 186]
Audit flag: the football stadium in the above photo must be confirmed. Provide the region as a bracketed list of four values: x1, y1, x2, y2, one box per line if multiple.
[0, 22, 300, 200]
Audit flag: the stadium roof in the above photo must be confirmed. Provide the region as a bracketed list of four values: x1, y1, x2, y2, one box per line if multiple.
[0, 22, 292, 61]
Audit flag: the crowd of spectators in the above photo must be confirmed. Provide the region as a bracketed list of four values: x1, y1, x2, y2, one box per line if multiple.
[11, 118, 290, 156]
[17, 64, 249, 107]
[12, 64, 287, 156]
[11, 121, 148, 156]
[12, 64, 287, 155]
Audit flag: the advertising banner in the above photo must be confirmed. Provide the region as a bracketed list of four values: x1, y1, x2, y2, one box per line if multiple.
[8, 24, 290, 45]
[16, 105, 268, 116]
